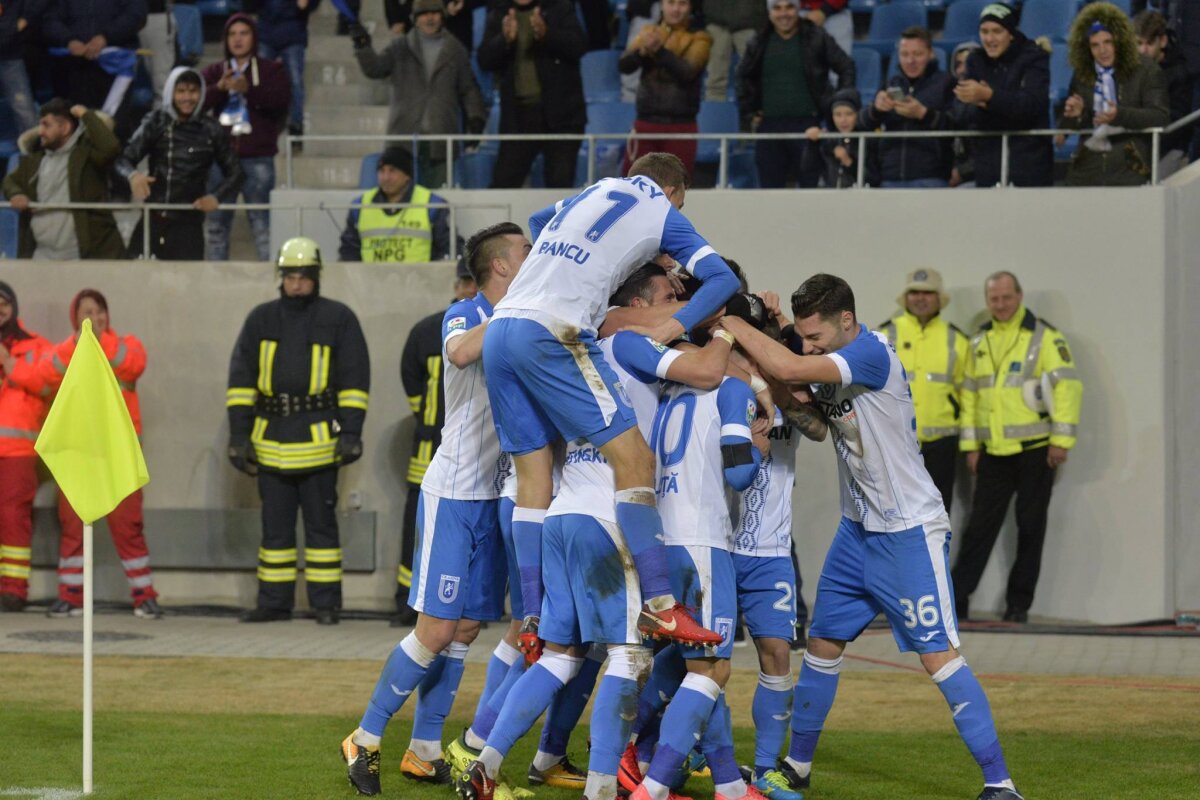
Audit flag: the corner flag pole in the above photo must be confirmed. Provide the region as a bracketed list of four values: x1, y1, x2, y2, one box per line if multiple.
[83, 521, 94, 794]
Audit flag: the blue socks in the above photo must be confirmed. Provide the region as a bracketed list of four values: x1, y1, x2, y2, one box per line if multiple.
[469, 656, 525, 746]
[512, 507, 545, 617]
[614, 489, 672, 603]
[701, 693, 744, 797]
[474, 639, 522, 725]
[932, 656, 1010, 786]
[644, 672, 720, 790]
[634, 644, 686, 735]
[411, 641, 469, 746]
[479, 651, 582, 776]
[360, 632, 439, 737]
[589, 646, 647, 777]
[538, 645, 604, 758]
[752, 671, 793, 773]
[787, 651, 842, 767]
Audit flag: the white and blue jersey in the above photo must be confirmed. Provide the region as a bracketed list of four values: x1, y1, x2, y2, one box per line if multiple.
[482, 175, 738, 457]
[651, 377, 761, 659]
[734, 408, 801, 640]
[539, 333, 677, 647]
[409, 293, 506, 621]
[807, 325, 959, 654]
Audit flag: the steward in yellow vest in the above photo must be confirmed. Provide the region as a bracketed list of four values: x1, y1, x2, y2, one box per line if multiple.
[226, 237, 371, 625]
[338, 146, 451, 263]
[880, 268, 968, 513]
[951, 271, 1083, 624]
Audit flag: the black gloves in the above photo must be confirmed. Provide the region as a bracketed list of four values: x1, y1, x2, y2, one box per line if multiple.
[228, 437, 258, 476]
[336, 434, 363, 466]
[348, 22, 371, 49]
[726, 292, 767, 330]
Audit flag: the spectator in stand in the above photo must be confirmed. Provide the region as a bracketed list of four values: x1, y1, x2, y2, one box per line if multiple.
[42, 0, 147, 130]
[3, 100, 125, 259]
[950, 42, 980, 187]
[737, 0, 855, 188]
[700, 0, 766, 102]
[806, 88, 877, 187]
[255, 0, 321, 141]
[0, 0, 45, 135]
[142, 1, 175, 105]
[117, 67, 245, 260]
[477, 0, 587, 188]
[386, 0, 487, 51]
[339, 146, 452, 262]
[619, 0, 711, 177]
[350, 0, 486, 189]
[202, 13, 291, 262]
[798, 0, 851, 60]
[0, 282, 51, 614]
[860, 26, 955, 188]
[40, 290, 164, 620]
[1060, 3, 1168, 187]
[953, 3, 1053, 187]
[1134, 9, 1193, 177]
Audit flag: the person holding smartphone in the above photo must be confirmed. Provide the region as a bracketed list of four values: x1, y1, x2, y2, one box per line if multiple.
[859, 25, 955, 188]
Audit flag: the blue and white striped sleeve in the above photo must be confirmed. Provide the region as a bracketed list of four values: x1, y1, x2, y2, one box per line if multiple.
[658, 206, 738, 333]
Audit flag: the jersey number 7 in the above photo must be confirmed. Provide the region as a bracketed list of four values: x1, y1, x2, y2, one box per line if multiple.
[547, 189, 640, 243]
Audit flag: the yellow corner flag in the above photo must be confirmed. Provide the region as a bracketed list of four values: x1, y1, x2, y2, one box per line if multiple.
[35, 319, 149, 524]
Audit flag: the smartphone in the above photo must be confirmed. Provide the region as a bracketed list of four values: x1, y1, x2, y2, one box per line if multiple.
[887, 86, 906, 102]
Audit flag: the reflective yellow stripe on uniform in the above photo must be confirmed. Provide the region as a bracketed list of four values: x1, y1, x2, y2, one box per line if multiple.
[396, 563, 413, 588]
[257, 567, 298, 582]
[304, 568, 343, 583]
[309, 345, 331, 395]
[226, 387, 257, 408]
[338, 389, 369, 411]
[407, 395, 422, 414]
[258, 547, 297, 564]
[257, 341, 277, 395]
[423, 355, 441, 427]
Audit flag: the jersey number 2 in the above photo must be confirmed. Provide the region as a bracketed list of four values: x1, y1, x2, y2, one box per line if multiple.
[547, 189, 639, 243]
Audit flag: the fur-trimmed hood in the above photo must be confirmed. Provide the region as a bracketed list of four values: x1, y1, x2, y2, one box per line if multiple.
[17, 110, 115, 156]
[1067, 2, 1140, 83]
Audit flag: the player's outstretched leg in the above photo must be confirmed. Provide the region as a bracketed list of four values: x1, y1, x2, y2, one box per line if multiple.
[929, 654, 1023, 800]
[773, 644, 844, 794]
[528, 643, 605, 790]
[512, 507, 546, 664]
[403, 638, 471, 784]
[631, 670, 722, 800]
[586, 644, 650, 800]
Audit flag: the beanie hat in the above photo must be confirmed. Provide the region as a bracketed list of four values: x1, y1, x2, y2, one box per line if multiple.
[412, 0, 445, 14]
[766, 0, 800, 11]
[69, 288, 108, 331]
[378, 146, 415, 177]
[830, 88, 861, 112]
[980, 3, 1017, 34]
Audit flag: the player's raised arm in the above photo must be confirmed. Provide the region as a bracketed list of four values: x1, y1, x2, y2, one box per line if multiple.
[527, 192, 580, 243]
[721, 316, 843, 385]
[655, 206, 739, 341]
[610, 329, 732, 391]
[716, 377, 762, 491]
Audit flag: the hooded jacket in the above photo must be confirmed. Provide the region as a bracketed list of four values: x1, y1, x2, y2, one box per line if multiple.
[860, 60, 956, 183]
[0, 283, 52, 458]
[954, 31, 1053, 187]
[736, 17, 856, 124]
[201, 14, 292, 159]
[115, 67, 245, 209]
[1059, 3, 1169, 186]
[42, 0, 146, 49]
[2, 109, 125, 259]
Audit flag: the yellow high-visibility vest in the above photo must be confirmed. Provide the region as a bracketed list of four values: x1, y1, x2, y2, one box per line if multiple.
[881, 312, 968, 443]
[960, 307, 1083, 456]
[358, 184, 433, 263]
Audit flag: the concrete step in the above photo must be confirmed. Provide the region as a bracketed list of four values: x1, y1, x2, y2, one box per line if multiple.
[308, 81, 389, 105]
[295, 138, 382, 158]
[305, 105, 388, 135]
[304, 59, 379, 93]
[286, 156, 366, 189]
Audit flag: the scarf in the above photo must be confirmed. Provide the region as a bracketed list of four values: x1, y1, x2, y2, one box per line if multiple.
[1085, 62, 1122, 152]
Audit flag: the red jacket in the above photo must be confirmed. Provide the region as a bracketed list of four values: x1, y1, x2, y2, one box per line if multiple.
[0, 323, 53, 457]
[42, 328, 147, 434]
[800, 1, 848, 12]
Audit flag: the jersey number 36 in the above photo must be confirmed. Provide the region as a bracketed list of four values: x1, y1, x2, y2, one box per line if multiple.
[899, 595, 940, 628]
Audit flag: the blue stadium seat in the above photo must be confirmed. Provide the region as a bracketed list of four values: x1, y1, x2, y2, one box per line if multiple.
[940, 0, 989, 50]
[887, 43, 948, 79]
[480, 103, 501, 155]
[582, 50, 622, 103]
[359, 153, 380, 189]
[195, 0, 241, 17]
[174, 3, 204, 65]
[472, 55, 495, 105]
[575, 101, 636, 184]
[853, 47, 883, 100]
[862, 2, 929, 57]
[1049, 45, 1072, 103]
[696, 101, 739, 165]
[726, 149, 759, 189]
[1079, 0, 1130, 15]
[1019, 0, 1074, 42]
[849, 0, 884, 12]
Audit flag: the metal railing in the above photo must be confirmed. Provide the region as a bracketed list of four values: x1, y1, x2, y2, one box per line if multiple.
[0, 200, 513, 260]
[283, 105, 1200, 189]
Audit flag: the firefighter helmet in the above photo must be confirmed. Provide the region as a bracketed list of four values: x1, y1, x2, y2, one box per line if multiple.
[276, 236, 323, 275]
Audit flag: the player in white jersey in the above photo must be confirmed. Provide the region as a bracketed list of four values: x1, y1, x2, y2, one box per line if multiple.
[456, 263, 741, 800]
[340, 223, 532, 797]
[481, 153, 739, 653]
[722, 274, 1023, 800]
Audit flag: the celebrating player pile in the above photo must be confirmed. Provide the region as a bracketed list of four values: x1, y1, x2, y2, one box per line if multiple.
[340, 155, 1021, 800]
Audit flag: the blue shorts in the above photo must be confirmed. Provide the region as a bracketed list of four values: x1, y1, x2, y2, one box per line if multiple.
[733, 554, 797, 641]
[408, 492, 507, 622]
[808, 516, 960, 654]
[498, 496, 526, 618]
[483, 316, 637, 456]
[668, 544, 737, 660]
[539, 514, 642, 647]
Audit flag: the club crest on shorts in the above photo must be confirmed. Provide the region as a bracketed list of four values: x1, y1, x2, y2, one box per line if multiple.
[438, 574, 461, 603]
[715, 616, 734, 646]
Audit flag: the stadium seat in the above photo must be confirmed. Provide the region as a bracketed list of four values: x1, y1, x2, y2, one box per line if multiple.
[1019, 0, 1075, 42]
[1080, 0, 1130, 15]
[696, 101, 739, 165]
[853, 47, 883, 100]
[472, 55, 495, 105]
[174, 3, 204, 65]
[886, 43, 948, 79]
[358, 153, 380, 189]
[582, 50, 622, 103]
[195, 0, 241, 16]
[849, 0, 884, 12]
[940, 0, 990, 51]
[575, 101, 636, 185]
[862, 2, 929, 58]
[480, 103, 501, 155]
[1049, 45, 1072, 103]
[726, 149, 759, 189]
